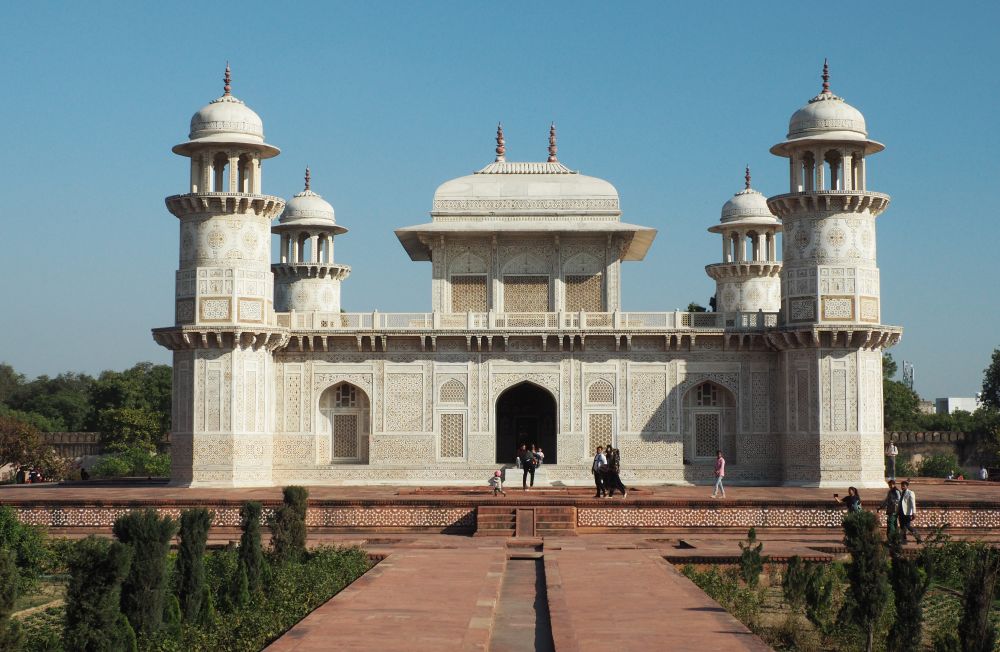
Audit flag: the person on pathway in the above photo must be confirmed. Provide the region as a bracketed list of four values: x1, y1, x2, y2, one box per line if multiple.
[711, 450, 726, 498]
[879, 479, 902, 538]
[535, 447, 545, 466]
[520, 445, 537, 490]
[605, 446, 628, 498]
[980, 465, 989, 481]
[592, 446, 608, 497]
[834, 486, 863, 512]
[489, 470, 507, 496]
[515, 444, 525, 469]
[885, 441, 898, 480]
[898, 480, 922, 543]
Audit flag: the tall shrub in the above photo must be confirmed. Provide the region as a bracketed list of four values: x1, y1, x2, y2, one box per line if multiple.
[0, 548, 24, 651]
[113, 508, 178, 636]
[958, 545, 1000, 652]
[238, 501, 264, 593]
[738, 527, 765, 588]
[0, 506, 49, 594]
[842, 510, 890, 652]
[782, 555, 808, 612]
[271, 486, 308, 563]
[64, 536, 136, 652]
[887, 534, 929, 652]
[176, 508, 212, 622]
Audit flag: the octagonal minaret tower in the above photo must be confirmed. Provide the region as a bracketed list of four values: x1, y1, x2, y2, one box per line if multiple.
[272, 168, 351, 313]
[705, 167, 781, 314]
[765, 62, 900, 488]
[153, 66, 286, 487]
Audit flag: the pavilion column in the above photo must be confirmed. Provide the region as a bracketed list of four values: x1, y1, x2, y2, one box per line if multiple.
[292, 236, 300, 263]
[815, 149, 825, 190]
[228, 153, 239, 192]
[327, 235, 335, 263]
[280, 234, 289, 263]
[309, 234, 319, 263]
[842, 152, 853, 191]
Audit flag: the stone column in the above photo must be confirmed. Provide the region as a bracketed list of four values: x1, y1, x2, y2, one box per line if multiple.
[842, 152, 853, 191]
[814, 149, 825, 191]
[309, 234, 319, 263]
[327, 235, 335, 263]
[280, 234, 289, 263]
[722, 234, 731, 262]
[228, 153, 239, 192]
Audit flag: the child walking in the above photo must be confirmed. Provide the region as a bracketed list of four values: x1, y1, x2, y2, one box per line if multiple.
[489, 470, 507, 496]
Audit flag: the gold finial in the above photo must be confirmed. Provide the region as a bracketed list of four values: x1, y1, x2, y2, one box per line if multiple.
[224, 61, 232, 96]
[745, 165, 751, 190]
[821, 58, 830, 94]
[304, 166, 311, 191]
[495, 122, 506, 161]
[547, 122, 558, 162]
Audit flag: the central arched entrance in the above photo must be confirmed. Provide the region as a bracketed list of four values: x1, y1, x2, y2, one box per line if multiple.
[495, 382, 557, 464]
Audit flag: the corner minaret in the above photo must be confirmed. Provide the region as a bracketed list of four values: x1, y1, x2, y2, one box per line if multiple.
[705, 167, 781, 314]
[153, 66, 286, 487]
[766, 62, 901, 488]
[272, 168, 351, 313]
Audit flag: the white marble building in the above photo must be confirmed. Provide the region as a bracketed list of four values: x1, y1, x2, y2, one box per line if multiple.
[154, 63, 901, 488]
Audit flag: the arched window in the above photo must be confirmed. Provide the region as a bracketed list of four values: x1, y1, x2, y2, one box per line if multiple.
[825, 150, 843, 191]
[440, 379, 466, 404]
[587, 379, 614, 404]
[319, 382, 371, 462]
[682, 381, 736, 463]
[212, 152, 229, 192]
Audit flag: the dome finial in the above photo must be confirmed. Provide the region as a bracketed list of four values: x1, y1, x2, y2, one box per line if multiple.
[547, 122, 558, 162]
[224, 61, 232, 96]
[495, 122, 506, 162]
[745, 165, 751, 190]
[304, 166, 311, 191]
[821, 58, 830, 94]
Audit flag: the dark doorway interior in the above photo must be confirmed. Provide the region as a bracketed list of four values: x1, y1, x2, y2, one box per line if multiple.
[496, 382, 557, 464]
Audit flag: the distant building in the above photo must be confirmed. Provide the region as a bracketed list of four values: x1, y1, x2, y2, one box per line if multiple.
[918, 400, 936, 415]
[935, 397, 979, 414]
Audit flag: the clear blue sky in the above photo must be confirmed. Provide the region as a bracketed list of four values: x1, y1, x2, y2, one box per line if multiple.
[1, 1, 997, 400]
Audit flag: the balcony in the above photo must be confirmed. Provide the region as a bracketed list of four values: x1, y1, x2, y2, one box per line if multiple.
[274, 310, 779, 332]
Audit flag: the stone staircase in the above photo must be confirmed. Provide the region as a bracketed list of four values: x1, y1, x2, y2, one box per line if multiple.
[474, 505, 577, 537]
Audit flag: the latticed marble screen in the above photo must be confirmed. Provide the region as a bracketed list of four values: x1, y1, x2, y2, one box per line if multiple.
[503, 275, 549, 312]
[587, 380, 614, 404]
[439, 379, 466, 404]
[694, 413, 720, 458]
[565, 274, 602, 312]
[333, 414, 359, 458]
[440, 413, 465, 458]
[451, 275, 487, 312]
[588, 412, 614, 454]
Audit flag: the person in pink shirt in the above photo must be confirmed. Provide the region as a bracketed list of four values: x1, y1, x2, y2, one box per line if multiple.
[712, 449, 726, 498]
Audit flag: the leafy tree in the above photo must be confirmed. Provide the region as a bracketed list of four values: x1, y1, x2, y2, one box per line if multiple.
[958, 545, 1000, 652]
[113, 509, 179, 636]
[883, 379, 921, 431]
[919, 453, 960, 478]
[0, 548, 24, 651]
[738, 527, 765, 588]
[0, 507, 50, 595]
[238, 502, 265, 594]
[686, 302, 707, 312]
[89, 363, 171, 435]
[782, 555, 809, 612]
[177, 508, 212, 622]
[842, 510, 890, 652]
[0, 363, 25, 405]
[64, 536, 135, 652]
[270, 486, 309, 563]
[97, 407, 164, 454]
[981, 347, 1000, 411]
[887, 534, 929, 652]
[803, 562, 836, 635]
[7, 372, 95, 432]
[0, 404, 60, 432]
[883, 352, 898, 380]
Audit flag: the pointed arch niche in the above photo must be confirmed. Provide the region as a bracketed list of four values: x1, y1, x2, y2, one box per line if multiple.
[681, 381, 736, 464]
[319, 382, 371, 463]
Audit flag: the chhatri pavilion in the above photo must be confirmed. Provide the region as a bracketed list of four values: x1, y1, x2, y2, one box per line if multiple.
[153, 63, 901, 488]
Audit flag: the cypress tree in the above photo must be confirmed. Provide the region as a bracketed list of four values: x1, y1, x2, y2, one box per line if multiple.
[842, 510, 890, 652]
[64, 536, 134, 652]
[803, 562, 835, 635]
[958, 545, 1000, 652]
[162, 594, 182, 639]
[113, 508, 179, 636]
[738, 527, 765, 588]
[270, 486, 309, 563]
[176, 508, 212, 622]
[782, 555, 808, 613]
[0, 548, 24, 651]
[238, 501, 264, 593]
[887, 533, 929, 652]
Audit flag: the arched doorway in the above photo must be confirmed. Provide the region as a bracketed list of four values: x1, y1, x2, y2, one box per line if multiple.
[681, 381, 736, 464]
[318, 382, 371, 463]
[495, 382, 557, 464]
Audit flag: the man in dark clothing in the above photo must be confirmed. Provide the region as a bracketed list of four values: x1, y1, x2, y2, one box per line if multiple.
[605, 447, 628, 498]
[879, 479, 902, 538]
[520, 446, 537, 490]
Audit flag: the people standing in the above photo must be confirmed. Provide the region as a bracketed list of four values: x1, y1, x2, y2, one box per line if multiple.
[711, 449, 726, 498]
[535, 447, 545, 466]
[592, 446, 607, 498]
[605, 446, 627, 498]
[515, 444, 525, 469]
[835, 486, 863, 512]
[885, 441, 898, 480]
[979, 465, 989, 481]
[898, 480, 922, 543]
[520, 445, 537, 490]
[879, 479, 902, 538]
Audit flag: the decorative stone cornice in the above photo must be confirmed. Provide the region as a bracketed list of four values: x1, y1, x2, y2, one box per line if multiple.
[272, 263, 351, 280]
[764, 325, 902, 351]
[705, 262, 782, 280]
[152, 326, 289, 351]
[165, 192, 285, 219]
[767, 190, 890, 218]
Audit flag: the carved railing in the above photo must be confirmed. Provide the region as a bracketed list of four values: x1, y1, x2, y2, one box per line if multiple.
[276, 310, 780, 332]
